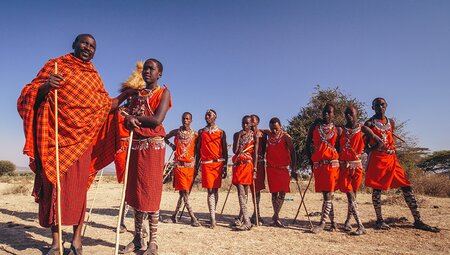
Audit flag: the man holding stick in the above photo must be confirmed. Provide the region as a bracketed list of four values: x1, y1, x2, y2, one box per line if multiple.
[165, 112, 201, 227]
[17, 34, 134, 255]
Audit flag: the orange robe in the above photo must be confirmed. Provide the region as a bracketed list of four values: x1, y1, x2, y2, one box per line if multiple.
[311, 125, 339, 192]
[232, 131, 255, 185]
[266, 132, 291, 193]
[338, 124, 364, 193]
[17, 53, 116, 226]
[125, 86, 172, 212]
[365, 118, 411, 190]
[173, 128, 196, 191]
[251, 132, 266, 192]
[200, 126, 225, 189]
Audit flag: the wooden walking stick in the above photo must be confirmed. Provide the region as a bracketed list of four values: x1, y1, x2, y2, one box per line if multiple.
[82, 168, 104, 237]
[114, 130, 134, 255]
[292, 173, 313, 225]
[294, 179, 312, 228]
[53, 61, 63, 255]
[218, 182, 233, 220]
[251, 180, 259, 227]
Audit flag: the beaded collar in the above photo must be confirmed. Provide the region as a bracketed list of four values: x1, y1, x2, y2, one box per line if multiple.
[203, 125, 220, 134]
[268, 130, 283, 145]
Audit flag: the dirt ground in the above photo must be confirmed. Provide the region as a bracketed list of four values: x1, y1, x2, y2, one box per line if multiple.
[0, 180, 449, 255]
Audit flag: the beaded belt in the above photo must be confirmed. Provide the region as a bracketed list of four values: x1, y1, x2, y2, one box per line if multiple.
[377, 149, 396, 154]
[339, 160, 362, 170]
[267, 164, 289, 170]
[233, 160, 252, 167]
[313, 159, 340, 169]
[175, 161, 195, 168]
[131, 137, 165, 150]
[201, 158, 225, 164]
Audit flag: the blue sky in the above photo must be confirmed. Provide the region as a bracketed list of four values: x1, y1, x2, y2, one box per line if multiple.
[1, 0, 449, 167]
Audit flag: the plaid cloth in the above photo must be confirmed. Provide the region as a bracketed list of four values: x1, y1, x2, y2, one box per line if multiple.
[18, 53, 114, 187]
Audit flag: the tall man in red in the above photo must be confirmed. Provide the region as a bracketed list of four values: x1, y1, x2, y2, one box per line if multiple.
[120, 59, 172, 255]
[195, 109, 228, 229]
[306, 103, 340, 234]
[17, 34, 134, 255]
[232, 115, 259, 230]
[165, 112, 201, 227]
[365, 98, 439, 232]
[264, 117, 296, 228]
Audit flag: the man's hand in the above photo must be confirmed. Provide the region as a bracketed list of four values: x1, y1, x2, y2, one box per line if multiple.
[45, 74, 64, 89]
[373, 135, 385, 150]
[124, 88, 139, 97]
[253, 171, 257, 180]
[291, 171, 298, 181]
[125, 115, 141, 130]
[221, 166, 227, 179]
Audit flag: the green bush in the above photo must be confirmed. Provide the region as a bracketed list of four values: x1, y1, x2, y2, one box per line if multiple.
[0, 160, 16, 176]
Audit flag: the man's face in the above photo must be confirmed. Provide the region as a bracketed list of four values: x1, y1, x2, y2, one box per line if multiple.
[182, 114, 192, 126]
[322, 106, 335, 123]
[73, 35, 96, 62]
[205, 111, 216, 124]
[269, 121, 281, 132]
[372, 99, 387, 115]
[242, 117, 251, 131]
[142, 60, 161, 85]
[345, 107, 357, 124]
[250, 116, 259, 130]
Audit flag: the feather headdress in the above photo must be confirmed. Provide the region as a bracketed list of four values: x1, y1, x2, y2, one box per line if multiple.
[120, 61, 145, 91]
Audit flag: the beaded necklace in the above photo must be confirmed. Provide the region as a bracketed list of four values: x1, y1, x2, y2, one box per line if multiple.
[204, 124, 220, 134]
[373, 117, 391, 144]
[318, 122, 336, 150]
[132, 85, 160, 116]
[343, 123, 361, 156]
[177, 126, 195, 160]
[268, 130, 283, 145]
[238, 130, 254, 154]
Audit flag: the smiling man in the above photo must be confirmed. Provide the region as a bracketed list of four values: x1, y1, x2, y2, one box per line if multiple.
[18, 34, 134, 255]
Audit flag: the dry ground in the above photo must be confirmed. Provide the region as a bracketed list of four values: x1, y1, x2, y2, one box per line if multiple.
[0, 180, 449, 255]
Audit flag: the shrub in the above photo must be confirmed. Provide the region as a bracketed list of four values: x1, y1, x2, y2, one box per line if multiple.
[0, 160, 15, 176]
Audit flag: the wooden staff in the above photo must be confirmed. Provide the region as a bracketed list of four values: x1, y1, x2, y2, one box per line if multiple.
[293, 179, 312, 228]
[82, 168, 104, 237]
[54, 61, 63, 255]
[292, 173, 313, 226]
[251, 179, 259, 227]
[218, 182, 233, 220]
[114, 130, 134, 255]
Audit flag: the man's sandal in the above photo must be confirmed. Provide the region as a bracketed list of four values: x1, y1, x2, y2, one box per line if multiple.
[68, 245, 83, 255]
[414, 221, 440, 233]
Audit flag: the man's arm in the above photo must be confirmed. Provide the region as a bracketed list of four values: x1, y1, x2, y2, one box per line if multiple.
[285, 134, 297, 179]
[221, 130, 228, 179]
[130, 89, 171, 127]
[195, 130, 203, 173]
[110, 89, 137, 112]
[165, 129, 178, 151]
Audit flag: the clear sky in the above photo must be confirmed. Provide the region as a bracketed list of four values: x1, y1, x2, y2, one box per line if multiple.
[1, 0, 449, 167]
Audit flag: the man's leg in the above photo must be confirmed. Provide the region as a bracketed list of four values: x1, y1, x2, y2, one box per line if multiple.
[372, 189, 390, 230]
[207, 189, 217, 228]
[328, 193, 336, 231]
[170, 192, 183, 223]
[143, 211, 160, 255]
[312, 192, 332, 234]
[343, 192, 354, 231]
[119, 210, 147, 254]
[401, 186, 440, 232]
[251, 191, 263, 225]
[181, 190, 200, 226]
[272, 192, 286, 227]
[236, 185, 252, 230]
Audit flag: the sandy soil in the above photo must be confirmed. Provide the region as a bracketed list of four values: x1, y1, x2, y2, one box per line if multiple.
[0, 180, 449, 255]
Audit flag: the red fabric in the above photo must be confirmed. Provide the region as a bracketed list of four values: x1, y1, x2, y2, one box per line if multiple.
[266, 132, 291, 193]
[38, 146, 92, 227]
[200, 129, 225, 189]
[365, 118, 411, 190]
[232, 162, 253, 185]
[311, 126, 339, 192]
[365, 151, 411, 190]
[201, 162, 223, 189]
[173, 167, 194, 191]
[310, 126, 339, 162]
[125, 144, 165, 212]
[338, 166, 363, 192]
[113, 111, 130, 183]
[313, 164, 339, 192]
[174, 129, 196, 163]
[17, 54, 112, 186]
[251, 161, 266, 192]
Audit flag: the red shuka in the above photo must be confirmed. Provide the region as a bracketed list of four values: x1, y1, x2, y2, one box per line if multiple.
[200, 126, 225, 189]
[266, 132, 291, 193]
[232, 131, 255, 185]
[338, 124, 364, 193]
[173, 128, 196, 191]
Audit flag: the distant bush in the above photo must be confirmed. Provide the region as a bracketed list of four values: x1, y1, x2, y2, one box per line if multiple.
[0, 160, 16, 176]
[408, 168, 450, 197]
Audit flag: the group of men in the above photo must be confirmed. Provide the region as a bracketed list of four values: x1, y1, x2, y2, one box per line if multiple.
[17, 34, 439, 255]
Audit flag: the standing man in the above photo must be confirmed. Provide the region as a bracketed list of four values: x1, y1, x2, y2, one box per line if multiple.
[120, 58, 172, 255]
[165, 112, 201, 227]
[195, 109, 228, 229]
[250, 114, 266, 225]
[232, 115, 259, 231]
[365, 98, 439, 232]
[263, 117, 297, 228]
[306, 103, 340, 234]
[17, 34, 134, 255]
